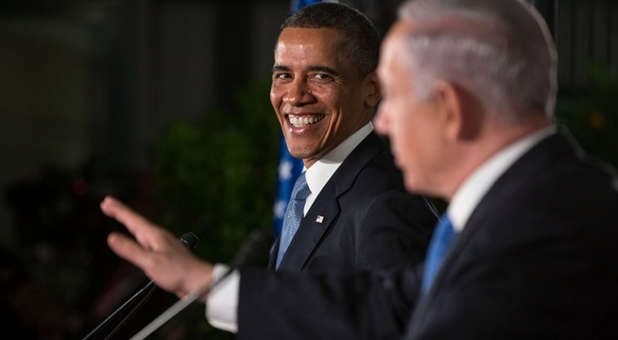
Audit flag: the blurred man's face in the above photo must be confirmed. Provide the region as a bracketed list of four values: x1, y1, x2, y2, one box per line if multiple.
[270, 27, 371, 168]
[374, 22, 446, 195]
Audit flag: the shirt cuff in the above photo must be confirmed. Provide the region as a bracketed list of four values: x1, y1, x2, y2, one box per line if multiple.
[205, 264, 239, 333]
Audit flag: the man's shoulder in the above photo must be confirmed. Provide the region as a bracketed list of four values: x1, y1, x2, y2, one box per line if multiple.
[463, 136, 618, 256]
[326, 132, 406, 194]
[341, 145, 407, 197]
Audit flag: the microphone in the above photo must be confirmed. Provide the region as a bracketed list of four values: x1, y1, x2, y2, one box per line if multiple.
[179, 232, 199, 249]
[81, 232, 199, 340]
[128, 229, 272, 340]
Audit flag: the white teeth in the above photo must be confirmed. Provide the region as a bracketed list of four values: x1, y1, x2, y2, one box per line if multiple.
[288, 114, 324, 128]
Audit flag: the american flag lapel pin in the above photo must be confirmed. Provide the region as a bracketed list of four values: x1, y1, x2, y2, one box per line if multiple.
[315, 215, 325, 224]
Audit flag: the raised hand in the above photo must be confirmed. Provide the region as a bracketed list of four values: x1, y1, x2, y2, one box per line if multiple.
[101, 196, 213, 300]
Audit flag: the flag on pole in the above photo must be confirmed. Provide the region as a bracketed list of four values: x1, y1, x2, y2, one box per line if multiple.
[273, 0, 339, 236]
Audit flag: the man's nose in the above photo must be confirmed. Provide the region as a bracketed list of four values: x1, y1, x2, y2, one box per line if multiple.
[283, 79, 312, 105]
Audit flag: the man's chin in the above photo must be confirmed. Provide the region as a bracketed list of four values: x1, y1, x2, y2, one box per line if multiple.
[286, 146, 313, 160]
[404, 181, 417, 194]
[404, 176, 429, 195]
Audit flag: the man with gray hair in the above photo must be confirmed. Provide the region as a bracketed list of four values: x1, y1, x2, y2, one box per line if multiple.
[102, 0, 618, 339]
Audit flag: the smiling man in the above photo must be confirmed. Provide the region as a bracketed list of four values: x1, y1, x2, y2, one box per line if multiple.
[264, 3, 437, 273]
[102, 0, 617, 339]
[272, 27, 373, 167]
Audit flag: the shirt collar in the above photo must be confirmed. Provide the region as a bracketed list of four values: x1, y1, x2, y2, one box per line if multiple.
[304, 122, 373, 198]
[448, 125, 557, 232]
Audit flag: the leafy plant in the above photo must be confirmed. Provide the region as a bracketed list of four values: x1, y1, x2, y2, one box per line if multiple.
[152, 78, 281, 338]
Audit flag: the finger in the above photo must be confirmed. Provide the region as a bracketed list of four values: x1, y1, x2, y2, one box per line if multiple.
[101, 196, 156, 242]
[107, 232, 153, 270]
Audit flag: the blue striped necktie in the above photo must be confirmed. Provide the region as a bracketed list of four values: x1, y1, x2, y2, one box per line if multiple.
[276, 172, 311, 269]
[421, 214, 457, 293]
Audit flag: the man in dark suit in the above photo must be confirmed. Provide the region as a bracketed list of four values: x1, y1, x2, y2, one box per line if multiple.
[267, 3, 437, 274]
[102, 0, 618, 338]
[96, 2, 436, 336]
[270, 131, 437, 273]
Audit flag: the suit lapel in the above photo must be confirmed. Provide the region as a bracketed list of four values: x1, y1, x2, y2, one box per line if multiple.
[277, 132, 386, 270]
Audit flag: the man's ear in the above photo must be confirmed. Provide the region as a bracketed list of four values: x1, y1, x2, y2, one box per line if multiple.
[362, 71, 381, 108]
[434, 81, 481, 141]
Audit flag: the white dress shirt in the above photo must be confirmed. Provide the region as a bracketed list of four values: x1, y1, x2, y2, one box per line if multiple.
[206, 122, 374, 332]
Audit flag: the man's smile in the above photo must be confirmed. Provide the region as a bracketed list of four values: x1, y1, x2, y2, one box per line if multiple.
[286, 113, 326, 129]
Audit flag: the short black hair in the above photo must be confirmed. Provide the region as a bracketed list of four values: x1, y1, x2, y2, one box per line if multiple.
[279, 2, 380, 77]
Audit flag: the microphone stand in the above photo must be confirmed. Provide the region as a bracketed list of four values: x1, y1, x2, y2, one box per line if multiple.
[129, 267, 234, 340]
[103, 281, 158, 339]
[81, 232, 199, 340]
[128, 229, 271, 340]
[80, 281, 156, 340]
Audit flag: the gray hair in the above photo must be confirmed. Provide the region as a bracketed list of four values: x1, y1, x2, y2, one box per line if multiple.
[279, 2, 380, 78]
[397, 0, 557, 121]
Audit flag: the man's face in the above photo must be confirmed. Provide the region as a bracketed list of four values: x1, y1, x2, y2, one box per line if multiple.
[374, 22, 446, 195]
[271, 27, 372, 168]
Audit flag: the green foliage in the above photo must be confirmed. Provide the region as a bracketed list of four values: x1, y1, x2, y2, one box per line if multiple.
[555, 64, 618, 167]
[152, 78, 281, 338]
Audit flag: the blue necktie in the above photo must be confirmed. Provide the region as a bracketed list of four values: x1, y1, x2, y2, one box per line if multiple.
[276, 172, 311, 269]
[421, 214, 457, 294]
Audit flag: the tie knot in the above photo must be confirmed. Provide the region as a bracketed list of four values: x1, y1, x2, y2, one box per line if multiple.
[432, 214, 456, 250]
[437, 213, 454, 233]
[291, 172, 311, 201]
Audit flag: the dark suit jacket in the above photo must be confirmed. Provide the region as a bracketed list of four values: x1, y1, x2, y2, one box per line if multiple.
[269, 132, 438, 273]
[238, 131, 618, 340]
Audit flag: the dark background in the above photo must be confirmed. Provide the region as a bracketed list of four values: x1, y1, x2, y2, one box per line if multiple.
[0, 0, 616, 339]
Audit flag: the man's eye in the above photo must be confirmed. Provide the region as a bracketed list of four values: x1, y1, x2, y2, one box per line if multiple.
[313, 73, 332, 80]
[274, 73, 291, 80]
